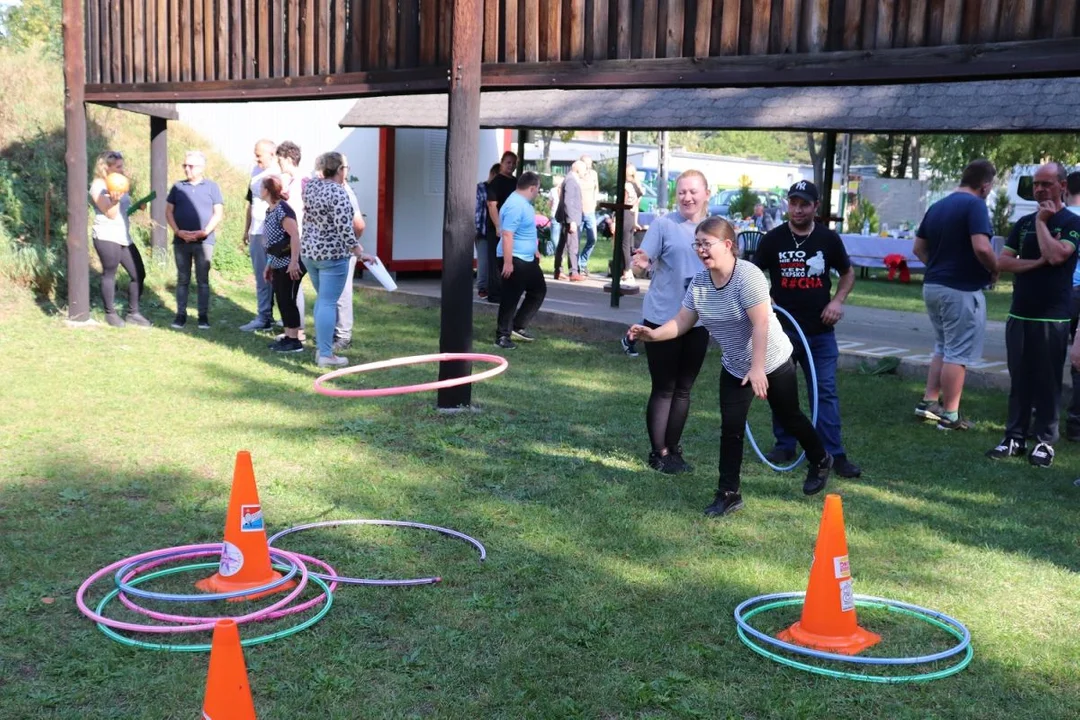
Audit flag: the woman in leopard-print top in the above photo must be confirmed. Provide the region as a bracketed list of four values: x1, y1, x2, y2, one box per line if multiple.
[301, 152, 373, 367]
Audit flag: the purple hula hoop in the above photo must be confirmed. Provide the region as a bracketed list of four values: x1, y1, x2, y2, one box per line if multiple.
[267, 519, 487, 586]
[76, 543, 310, 633]
[116, 550, 338, 623]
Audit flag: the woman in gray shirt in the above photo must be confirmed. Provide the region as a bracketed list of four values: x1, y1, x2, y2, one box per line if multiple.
[629, 170, 711, 474]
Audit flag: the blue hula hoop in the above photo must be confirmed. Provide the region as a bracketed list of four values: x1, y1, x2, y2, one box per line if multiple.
[113, 546, 301, 602]
[733, 591, 971, 665]
[745, 304, 818, 472]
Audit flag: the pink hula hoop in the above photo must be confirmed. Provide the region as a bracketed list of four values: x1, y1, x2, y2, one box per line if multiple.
[313, 352, 509, 398]
[76, 543, 309, 634]
[116, 550, 338, 624]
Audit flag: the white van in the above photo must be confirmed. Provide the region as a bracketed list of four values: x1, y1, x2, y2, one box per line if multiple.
[1004, 164, 1078, 222]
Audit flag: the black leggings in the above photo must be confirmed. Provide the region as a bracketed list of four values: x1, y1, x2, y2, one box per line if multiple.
[271, 262, 306, 330]
[93, 239, 142, 315]
[643, 322, 709, 453]
[718, 358, 826, 494]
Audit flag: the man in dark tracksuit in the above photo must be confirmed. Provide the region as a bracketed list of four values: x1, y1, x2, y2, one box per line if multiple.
[987, 163, 1080, 468]
[1064, 171, 1080, 441]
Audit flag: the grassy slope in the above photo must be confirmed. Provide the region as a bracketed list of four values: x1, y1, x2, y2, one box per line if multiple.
[0, 281, 1077, 719]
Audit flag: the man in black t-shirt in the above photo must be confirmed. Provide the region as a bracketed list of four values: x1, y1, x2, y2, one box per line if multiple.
[755, 181, 861, 478]
[484, 151, 519, 304]
[987, 162, 1080, 468]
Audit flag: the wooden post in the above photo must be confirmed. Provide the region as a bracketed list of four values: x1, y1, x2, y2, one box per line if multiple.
[820, 131, 837, 228]
[837, 132, 852, 232]
[517, 130, 526, 174]
[657, 131, 669, 210]
[64, 0, 90, 322]
[437, 0, 483, 410]
[610, 131, 628, 308]
[150, 116, 169, 257]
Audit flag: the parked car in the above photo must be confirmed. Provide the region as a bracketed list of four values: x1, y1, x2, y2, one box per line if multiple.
[708, 189, 783, 218]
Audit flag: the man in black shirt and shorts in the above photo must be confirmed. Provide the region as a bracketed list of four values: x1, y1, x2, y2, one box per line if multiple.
[987, 162, 1080, 468]
[755, 181, 861, 479]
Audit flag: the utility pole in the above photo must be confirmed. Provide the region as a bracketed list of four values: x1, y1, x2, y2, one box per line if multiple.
[657, 131, 669, 210]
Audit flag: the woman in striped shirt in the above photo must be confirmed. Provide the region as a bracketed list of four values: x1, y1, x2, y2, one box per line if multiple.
[629, 217, 833, 517]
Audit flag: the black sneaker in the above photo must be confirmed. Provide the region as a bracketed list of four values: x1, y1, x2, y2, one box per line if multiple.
[620, 335, 640, 358]
[704, 490, 744, 517]
[269, 337, 305, 353]
[833, 454, 862, 478]
[648, 451, 679, 475]
[197, 315, 211, 330]
[937, 414, 974, 431]
[669, 446, 693, 474]
[986, 438, 1025, 460]
[494, 336, 516, 350]
[803, 453, 833, 496]
[1029, 442, 1055, 468]
[764, 445, 797, 464]
[171, 314, 187, 329]
[915, 400, 943, 422]
[511, 328, 535, 343]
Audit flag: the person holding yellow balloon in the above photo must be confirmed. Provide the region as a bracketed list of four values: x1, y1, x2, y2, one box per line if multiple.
[88, 150, 150, 328]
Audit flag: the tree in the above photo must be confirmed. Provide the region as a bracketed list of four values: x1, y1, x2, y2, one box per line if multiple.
[872, 134, 917, 178]
[921, 133, 1080, 184]
[536, 130, 577, 173]
[806, 133, 825, 190]
[0, 0, 62, 57]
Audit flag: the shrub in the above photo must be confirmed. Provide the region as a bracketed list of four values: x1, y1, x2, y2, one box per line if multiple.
[991, 187, 1013, 239]
[847, 198, 880, 234]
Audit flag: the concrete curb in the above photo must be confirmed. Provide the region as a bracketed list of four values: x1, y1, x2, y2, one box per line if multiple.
[358, 285, 1017, 392]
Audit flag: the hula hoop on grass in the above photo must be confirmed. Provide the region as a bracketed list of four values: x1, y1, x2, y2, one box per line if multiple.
[268, 518, 487, 586]
[745, 304, 818, 472]
[313, 353, 509, 398]
[76, 544, 310, 633]
[114, 546, 300, 602]
[733, 592, 973, 683]
[96, 563, 334, 653]
[117, 551, 338, 623]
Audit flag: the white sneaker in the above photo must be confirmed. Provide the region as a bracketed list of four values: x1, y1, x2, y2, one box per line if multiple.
[239, 318, 272, 332]
[316, 354, 348, 368]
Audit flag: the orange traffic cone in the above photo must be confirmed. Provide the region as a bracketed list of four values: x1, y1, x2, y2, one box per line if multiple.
[777, 494, 880, 655]
[201, 619, 257, 720]
[196, 451, 294, 602]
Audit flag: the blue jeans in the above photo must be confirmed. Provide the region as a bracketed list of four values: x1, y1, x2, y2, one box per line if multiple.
[303, 256, 351, 357]
[577, 212, 597, 270]
[772, 330, 846, 457]
[546, 218, 560, 256]
[475, 236, 488, 292]
[249, 235, 274, 323]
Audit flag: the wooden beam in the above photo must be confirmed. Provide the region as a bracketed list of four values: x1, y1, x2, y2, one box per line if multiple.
[217, 0, 229, 78]
[438, 0, 484, 409]
[610, 131, 627, 307]
[960, 0, 981, 43]
[478, 38, 1080, 88]
[665, 0, 684, 58]
[693, 0, 713, 57]
[64, 0, 91, 322]
[524, 0, 540, 62]
[87, 0, 100, 83]
[334, 0, 346, 71]
[719, 0, 739, 55]
[641, 0, 657, 58]
[977, 0, 1000, 42]
[541, 0, 560, 61]
[85, 67, 449, 101]
[420, 0, 438, 65]
[592, 0, 610, 61]
[112, 101, 180, 118]
[875, 0, 894, 49]
[616, 0, 630, 58]
[193, 0, 204, 80]
[318, 0, 331, 73]
[504, 0, 519, 62]
[133, 0, 145, 82]
[272, 0, 285, 76]
[230, 0, 242, 79]
[778, 0, 797, 54]
[842, 0, 862, 50]
[906, 0, 927, 47]
[484, 0, 499, 61]
[150, 116, 168, 255]
[802, 0, 828, 53]
[939, 0, 962, 45]
[1055, 0, 1078, 41]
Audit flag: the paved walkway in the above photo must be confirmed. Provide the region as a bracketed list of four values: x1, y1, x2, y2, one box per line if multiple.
[356, 272, 1049, 391]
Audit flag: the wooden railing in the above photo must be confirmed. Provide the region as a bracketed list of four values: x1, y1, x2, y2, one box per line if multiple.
[84, 0, 455, 84]
[84, 0, 1080, 87]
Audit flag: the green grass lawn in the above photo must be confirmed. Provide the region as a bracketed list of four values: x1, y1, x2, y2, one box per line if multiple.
[1, 279, 1078, 719]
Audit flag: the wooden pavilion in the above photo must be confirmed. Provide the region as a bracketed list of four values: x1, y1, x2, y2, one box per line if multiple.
[62, 0, 1080, 406]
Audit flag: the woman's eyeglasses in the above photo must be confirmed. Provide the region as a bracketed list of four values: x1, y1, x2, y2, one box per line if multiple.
[691, 238, 721, 251]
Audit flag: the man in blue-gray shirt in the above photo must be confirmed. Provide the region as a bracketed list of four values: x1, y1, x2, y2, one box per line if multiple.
[913, 159, 997, 430]
[495, 172, 546, 349]
[166, 150, 224, 329]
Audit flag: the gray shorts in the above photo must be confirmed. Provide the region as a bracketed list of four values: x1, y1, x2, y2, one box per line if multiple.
[923, 283, 986, 365]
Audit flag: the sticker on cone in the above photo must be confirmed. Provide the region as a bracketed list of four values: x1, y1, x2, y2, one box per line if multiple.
[777, 494, 880, 655]
[195, 451, 295, 601]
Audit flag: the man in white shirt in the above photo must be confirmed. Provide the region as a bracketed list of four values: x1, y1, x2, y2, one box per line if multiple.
[240, 139, 281, 331]
[576, 155, 600, 275]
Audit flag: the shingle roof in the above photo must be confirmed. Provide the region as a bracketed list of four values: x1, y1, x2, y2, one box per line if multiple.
[340, 78, 1080, 132]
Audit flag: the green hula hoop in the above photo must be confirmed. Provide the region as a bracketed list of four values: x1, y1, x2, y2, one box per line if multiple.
[737, 599, 974, 684]
[94, 562, 333, 652]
